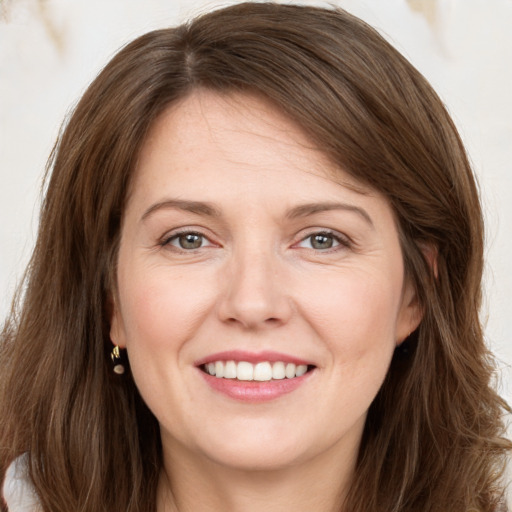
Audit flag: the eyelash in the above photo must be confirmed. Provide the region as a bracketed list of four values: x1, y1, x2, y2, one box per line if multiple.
[295, 229, 351, 252]
[159, 229, 351, 253]
[160, 230, 214, 251]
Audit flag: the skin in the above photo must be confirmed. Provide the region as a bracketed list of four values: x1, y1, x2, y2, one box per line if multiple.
[110, 90, 422, 512]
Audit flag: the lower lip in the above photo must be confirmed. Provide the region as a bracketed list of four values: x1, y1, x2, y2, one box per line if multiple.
[198, 369, 314, 403]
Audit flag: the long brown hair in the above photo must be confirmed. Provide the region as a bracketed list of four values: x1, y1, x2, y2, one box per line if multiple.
[1, 3, 510, 511]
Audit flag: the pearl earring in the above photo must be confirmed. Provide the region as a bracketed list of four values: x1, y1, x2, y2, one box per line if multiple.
[111, 345, 125, 375]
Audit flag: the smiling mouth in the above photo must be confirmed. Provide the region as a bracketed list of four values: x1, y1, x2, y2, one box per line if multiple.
[201, 361, 316, 381]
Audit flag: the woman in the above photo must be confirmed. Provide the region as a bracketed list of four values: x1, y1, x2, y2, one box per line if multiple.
[0, 2, 510, 511]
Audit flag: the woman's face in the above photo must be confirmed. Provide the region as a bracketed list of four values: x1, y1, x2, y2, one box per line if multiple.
[111, 90, 420, 473]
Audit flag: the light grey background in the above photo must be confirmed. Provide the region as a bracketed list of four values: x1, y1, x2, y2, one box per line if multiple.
[1, 0, 511, 402]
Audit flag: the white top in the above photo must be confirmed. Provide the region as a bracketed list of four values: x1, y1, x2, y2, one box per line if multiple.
[2, 455, 41, 512]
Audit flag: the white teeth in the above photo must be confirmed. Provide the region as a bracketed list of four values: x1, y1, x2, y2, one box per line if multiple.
[237, 361, 254, 381]
[285, 363, 296, 379]
[215, 361, 224, 378]
[203, 360, 311, 380]
[224, 360, 237, 379]
[295, 364, 307, 377]
[272, 361, 286, 380]
[253, 362, 272, 381]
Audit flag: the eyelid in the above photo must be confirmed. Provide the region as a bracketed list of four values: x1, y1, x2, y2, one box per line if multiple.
[159, 228, 217, 250]
[293, 228, 352, 250]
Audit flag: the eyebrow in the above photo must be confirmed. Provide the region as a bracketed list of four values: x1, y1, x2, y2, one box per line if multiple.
[286, 202, 374, 227]
[141, 198, 373, 227]
[141, 199, 221, 222]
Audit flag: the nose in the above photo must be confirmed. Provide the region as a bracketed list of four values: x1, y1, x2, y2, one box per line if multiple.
[217, 247, 293, 330]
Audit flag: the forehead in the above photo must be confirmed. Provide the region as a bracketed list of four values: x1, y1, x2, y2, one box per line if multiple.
[132, 90, 371, 200]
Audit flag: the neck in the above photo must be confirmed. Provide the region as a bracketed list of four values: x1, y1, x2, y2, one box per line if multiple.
[157, 440, 358, 512]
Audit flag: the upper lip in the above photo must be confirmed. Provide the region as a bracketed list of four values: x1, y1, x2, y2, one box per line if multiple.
[194, 350, 314, 367]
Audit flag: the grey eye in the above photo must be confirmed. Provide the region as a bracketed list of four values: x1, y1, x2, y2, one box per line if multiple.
[297, 232, 343, 251]
[174, 233, 204, 249]
[310, 233, 335, 250]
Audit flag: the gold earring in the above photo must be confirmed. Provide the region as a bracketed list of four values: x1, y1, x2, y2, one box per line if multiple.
[111, 345, 125, 375]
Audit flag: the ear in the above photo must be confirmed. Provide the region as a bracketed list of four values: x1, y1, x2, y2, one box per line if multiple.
[395, 241, 438, 345]
[418, 241, 438, 278]
[108, 294, 126, 349]
[395, 278, 423, 346]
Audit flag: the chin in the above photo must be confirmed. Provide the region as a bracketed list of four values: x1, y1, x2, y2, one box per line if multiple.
[201, 441, 308, 472]
[184, 418, 335, 473]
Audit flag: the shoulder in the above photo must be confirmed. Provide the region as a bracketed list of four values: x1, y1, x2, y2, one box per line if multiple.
[2, 454, 42, 512]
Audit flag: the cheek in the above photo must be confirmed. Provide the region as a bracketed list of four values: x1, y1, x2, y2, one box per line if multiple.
[304, 274, 401, 422]
[303, 271, 401, 339]
[116, 268, 219, 421]
[118, 266, 217, 358]
[297, 267, 402, 381]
